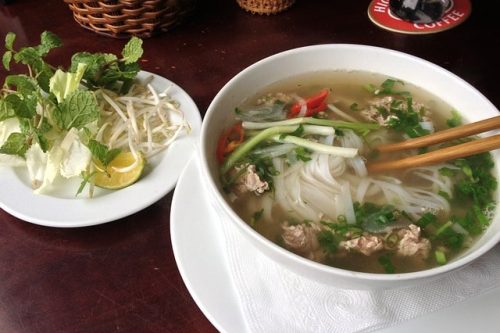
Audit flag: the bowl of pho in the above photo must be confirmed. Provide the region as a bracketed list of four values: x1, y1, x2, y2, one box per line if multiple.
[200, 44, 500, 289]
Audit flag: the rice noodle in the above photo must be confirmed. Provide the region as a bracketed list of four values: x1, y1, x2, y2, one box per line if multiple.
[272, 151, 451, 223]
[327, 104, 359, 122]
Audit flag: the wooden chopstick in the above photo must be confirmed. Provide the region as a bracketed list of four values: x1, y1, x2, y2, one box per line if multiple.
[375, 115, 500, 153]
[366, 115, 500, 173]
[367, 134, 500, 173]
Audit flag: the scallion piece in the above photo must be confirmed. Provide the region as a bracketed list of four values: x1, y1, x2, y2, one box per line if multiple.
[435, 250, 447, 265]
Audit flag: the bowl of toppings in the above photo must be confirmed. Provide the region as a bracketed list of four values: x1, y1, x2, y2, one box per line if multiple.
[199, 44, 500, 289]
[0, 32, 201, 227]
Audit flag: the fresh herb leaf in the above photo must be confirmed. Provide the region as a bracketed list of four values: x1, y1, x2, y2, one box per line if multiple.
[70, 36, 143, 94]
[350, 102, 360, 111]
[446, 110, 462, 128]
[415, 212, 437, 228]
[13, 46, 40, 66]
[293, 146, 312, 162]
[0, 132, 28, 157]
[438, 190, 451, 201]
[37, 31, 62, 56]
[5, 32, 15, 51]
[317, 230, 340, 253]
[4, 94, 36, 119]
[2, 50, 12, 70]
[378, 254, 395, 273]
[0, 99, 15, 121]
[453, 153, 496, 207]
[5, 75, 37, 95]
[387, 98, 430, 138]
[121, 36, 143, 64]
[367, 79, 410, 97]
[88, 139, 121, 167]
[354, 202, 400, 231]
[54, 90, 100, 130]
[439, 167, 458, 177]
[250, 209, 264, 227]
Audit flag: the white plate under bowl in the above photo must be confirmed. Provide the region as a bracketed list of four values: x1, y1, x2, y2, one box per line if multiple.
[0, 71, 202, 227]
[171, 157, 500, 333]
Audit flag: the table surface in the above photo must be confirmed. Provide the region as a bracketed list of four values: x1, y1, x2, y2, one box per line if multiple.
[0, 1, 499, 332]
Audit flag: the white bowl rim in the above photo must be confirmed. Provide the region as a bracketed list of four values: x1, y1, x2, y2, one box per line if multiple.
[201, 43, 500, 283]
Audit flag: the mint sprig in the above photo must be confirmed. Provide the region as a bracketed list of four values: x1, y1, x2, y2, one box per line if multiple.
[0, 31, 143, 161]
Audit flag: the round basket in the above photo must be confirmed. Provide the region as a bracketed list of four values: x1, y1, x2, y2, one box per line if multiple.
[236, 0, 295, 15]
[63, 0, 197, 39]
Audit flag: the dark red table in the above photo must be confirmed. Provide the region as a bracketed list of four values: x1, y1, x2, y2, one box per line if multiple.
[0, 1, 498, 332]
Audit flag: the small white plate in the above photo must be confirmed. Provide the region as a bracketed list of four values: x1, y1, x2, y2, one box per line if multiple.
[171, 157, 500, 333]
[0, 71, 202, 227]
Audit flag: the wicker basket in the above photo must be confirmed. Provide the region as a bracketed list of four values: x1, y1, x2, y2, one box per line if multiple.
[63, 0, 197, 38]
[237, 0, 295, 15]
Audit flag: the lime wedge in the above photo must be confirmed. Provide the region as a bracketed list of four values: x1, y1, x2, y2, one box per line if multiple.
[94, 152, 145, 190]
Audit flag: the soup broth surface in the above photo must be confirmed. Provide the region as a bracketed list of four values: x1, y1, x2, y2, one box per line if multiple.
[219, 71, 496, 274]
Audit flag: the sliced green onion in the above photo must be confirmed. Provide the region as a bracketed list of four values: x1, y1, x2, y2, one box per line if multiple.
[435, 220, 453, 237]
[242, 117, 380, 133]
[272, 135, 358, 158]
[221, 125, 302, 174]
[435, 250, 447, 265]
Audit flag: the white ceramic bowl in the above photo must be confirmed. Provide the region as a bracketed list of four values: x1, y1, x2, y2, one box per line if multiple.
[199, 44, 500, 289]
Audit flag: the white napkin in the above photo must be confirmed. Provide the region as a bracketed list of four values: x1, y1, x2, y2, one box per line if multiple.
[217, 211, 500, 333]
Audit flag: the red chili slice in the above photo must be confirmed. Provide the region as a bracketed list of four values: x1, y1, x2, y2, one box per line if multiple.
[216, 122, 244, 163]
[288, 89, 329, 118]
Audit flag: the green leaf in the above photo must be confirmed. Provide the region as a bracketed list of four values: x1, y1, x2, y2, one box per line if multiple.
[0, 132, 28, 157]
[37, 31, 62, 56]
[4, 94, 36, 118]
[0, 99, 16, 121]
[70, 52, 117, 87]
[317, 230, 340, 253]
[2, 50, 12, 70]
[34, 130, 49, 152]
[249, 209, 264, 227]
[378, 254, 395, 273]
[36, 62, 55, 92]
[367, 79, 410, 97]
[446, 110, 462, 128]
[121, 36, 143, 64]
[18, 118, 32, 134]
[54, 90, 100, 130]
[5, 32, 15, 51]
[5, 75, 37, 95]
[88, 139, 121, 167]
[13, 46, 42, 66]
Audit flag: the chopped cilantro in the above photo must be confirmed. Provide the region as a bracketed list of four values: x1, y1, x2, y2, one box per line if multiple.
[250, 209, 264, 227]
[378, 254, 396, 273]
[366, 79, 410, 97]
[317, 230, 340, 253]
[354, 202, 401, 231]
[435, 250, 447, 265]
[446, 110, 462, 128]
[386, 97, 430, 138]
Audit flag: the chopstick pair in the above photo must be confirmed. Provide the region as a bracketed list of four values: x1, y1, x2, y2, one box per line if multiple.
[366, 115, 500, 173]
